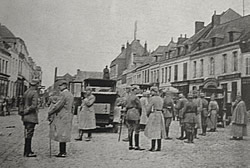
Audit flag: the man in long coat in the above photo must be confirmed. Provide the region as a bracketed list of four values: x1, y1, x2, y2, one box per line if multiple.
[125, 85, 143, 150]
[207, 94, 219, 132]
[75, 87, 96, 141]
[48, 79, 74, 157]
[198, 93, 209, 136]
[162, 91, 174, 140]
[175, 93, 188, 140]
[139, 91, 150, 131]
[230, 95, 248, 140]
[19, 79, 39, 157]
[145, 87, 166, 151]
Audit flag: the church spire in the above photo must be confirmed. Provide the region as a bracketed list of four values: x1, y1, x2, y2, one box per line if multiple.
[134, 21, 137, 40]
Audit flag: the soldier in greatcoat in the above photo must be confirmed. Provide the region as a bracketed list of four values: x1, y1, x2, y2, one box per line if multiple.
[145, 87, 166, 151]
[193, 92, 202, 138]
[75, 87, 96, 141]
[230, 94, 248, 140]
[18, 79, 39, 157]
[125, 85, 143, 150]
[162, 91, 174, 140]
[198, 93, 209, 136]
[48, 79, 74, 157]
[182, 93, 198, 143]
[207, 94, 219, 132]
[175, 93, 188, 140]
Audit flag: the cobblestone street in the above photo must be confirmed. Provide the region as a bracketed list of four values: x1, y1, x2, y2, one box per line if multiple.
[0, 108, 250, 168]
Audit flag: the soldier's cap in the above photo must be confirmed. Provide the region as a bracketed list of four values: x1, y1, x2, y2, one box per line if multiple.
[126, 85, 132, 89]
[179, 93, 184, 98]
[131, 85, 140, 91]
[30, 79, 39, 86]
[150, 86, 158, 92]
[57, 79, 68, 86]
[187, 93, 193, 98]
[200, 92, 205, 97]
[85, 86, 92, 92]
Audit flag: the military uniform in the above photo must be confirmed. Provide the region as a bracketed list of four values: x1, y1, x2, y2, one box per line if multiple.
[193, 96, 202, 138]
[125, 90, 142, 150]
[145, 87, 166, 151]
[19, 79, 39, 157]
[175, 96, 188, 140]
[48, 80, 74, 157]
[183, 95, 197, 143]
[200, 96, 208, 135]
[162, 94, 174, 139]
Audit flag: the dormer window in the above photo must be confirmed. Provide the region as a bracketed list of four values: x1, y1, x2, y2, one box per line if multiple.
[229, 32, 234, 42]
[177, 47, 181, 56]
[211, 38, 216, 47]
[184, 45, 189, 54]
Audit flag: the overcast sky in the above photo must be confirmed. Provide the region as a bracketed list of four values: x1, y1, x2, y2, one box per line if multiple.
[0, 0, 249, 87]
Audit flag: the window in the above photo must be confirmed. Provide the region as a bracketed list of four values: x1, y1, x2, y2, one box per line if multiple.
[5, 61, 8, 74]
[233, 51, 238, 71]
[200, 59, 204, 77]
[161, 68, 164, 83]
[2, 60, 5, 73]
[168, 66, 171, 82]
[212, 38, 216, 47]
[246, 58, 250, 75]
[210, 57, 215, 75]
[147, 70, 150, 83]
[154, 70, 156, 82]
[151, 71, 153, 82]
[174, 65, 178, 81]
[0, 58, 1, 73]
[142, 71, 144, 83]
[229, 32, 234, 42]
[157, 70, 159, 82]
[223, 54, 227, 73]
[193, 61, 197, 78]
[165, 67, 168, 83]
[183, 63, 187, 80]
[177, 47, 181, 56]
[185, 45, 189, 54]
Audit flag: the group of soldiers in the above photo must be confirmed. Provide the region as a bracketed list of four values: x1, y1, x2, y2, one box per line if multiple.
[18, 78, 248, 158]
[119, 84, 248, 151]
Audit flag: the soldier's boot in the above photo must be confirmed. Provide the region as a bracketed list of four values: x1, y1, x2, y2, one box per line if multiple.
[156, 139, 161, 151]
[149, 140, 156, 152]
[184, 132, 191, 143]
[202, 126, 207, 136]
[128, 133, 134, 150]
[183, 129, 188, 139]
[25, 138, 36, 157]
[56, 142, 66, 157]
[194, 128, 199, 139]
[75, 130, 83, 141]
[23, 138, 28, 156]
[190, 132, 194, 143]
[134, 134, 144, 151]
[165, 127, 172, 140]
[177, 126, 184, 140]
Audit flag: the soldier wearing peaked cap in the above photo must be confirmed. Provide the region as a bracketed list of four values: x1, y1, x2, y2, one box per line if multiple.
[182, 93, 198, 143]
[125, 85, 143, 150]
[48, 79, 74, 157]
[144, 86, 166, 151]
[18, 79, 39, 157]
[199, 93, 209, 136]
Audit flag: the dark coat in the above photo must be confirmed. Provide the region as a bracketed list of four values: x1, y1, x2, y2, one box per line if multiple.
[20, 88, 39, 124]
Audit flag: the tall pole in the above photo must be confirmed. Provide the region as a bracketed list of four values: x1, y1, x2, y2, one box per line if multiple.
[243, 0, 245, 16]
[134, 21, 137, 40]
[54, 67, 57, 89]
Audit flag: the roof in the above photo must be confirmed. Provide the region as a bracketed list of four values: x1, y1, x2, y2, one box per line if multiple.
[74, 71, 103, 82]
[0, 24, 15, 37]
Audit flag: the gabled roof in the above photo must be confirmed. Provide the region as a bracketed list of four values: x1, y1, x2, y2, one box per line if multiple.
[0, 24, 15, 37]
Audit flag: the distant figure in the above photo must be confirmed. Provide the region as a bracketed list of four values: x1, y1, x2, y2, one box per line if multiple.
[207, 94, 219, 132]
[230, 94, 248, 140]
[103, 65, 110, 79]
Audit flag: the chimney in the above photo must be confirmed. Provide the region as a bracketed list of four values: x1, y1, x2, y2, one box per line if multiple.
[212, 11, 220, 27]
[177, 34, 188, 44]
[77, 69, 80, 74]
[195, 21, 204, 33]
[144, 41, 147, 51]
[121, 45, 125, 52]
[171, 37, 173, 42]
[126, 41, 129, 48]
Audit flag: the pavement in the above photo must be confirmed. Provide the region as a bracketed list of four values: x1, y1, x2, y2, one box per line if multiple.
[0, 108, 250, 168]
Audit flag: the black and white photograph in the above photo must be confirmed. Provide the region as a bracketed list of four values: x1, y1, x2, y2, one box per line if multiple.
[0, 0, 250, 167]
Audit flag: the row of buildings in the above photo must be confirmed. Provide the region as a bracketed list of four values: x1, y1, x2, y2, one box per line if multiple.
[0, 23, 42, 99]
[109, 8, 250, 110]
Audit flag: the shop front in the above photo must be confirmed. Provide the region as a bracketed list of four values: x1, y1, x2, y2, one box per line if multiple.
[0, 73, 10, 97]
[241, 77, 250, 110]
